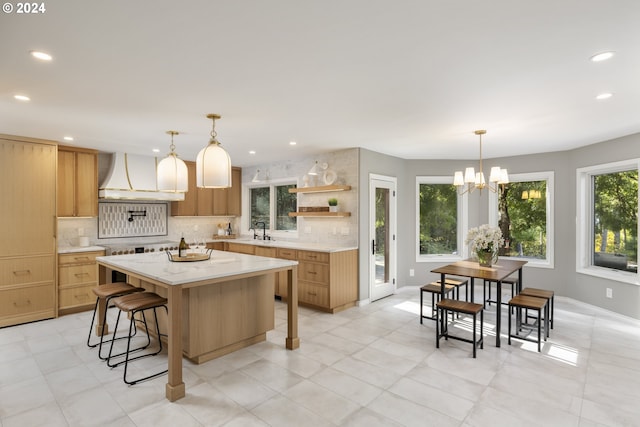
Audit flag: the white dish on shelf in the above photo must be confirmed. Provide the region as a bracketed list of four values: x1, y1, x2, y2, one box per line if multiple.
[323, 169, 337, 185]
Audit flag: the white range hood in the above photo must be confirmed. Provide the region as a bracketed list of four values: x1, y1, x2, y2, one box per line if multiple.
[99, 152, 185, 201]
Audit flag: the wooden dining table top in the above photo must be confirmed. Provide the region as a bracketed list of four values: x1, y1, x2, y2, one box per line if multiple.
[431, 258, 527, 282]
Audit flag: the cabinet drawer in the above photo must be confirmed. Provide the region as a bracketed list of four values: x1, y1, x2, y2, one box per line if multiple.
[0, 256, 54, 287]
[226, 243, 255, 255]
[255, 246, 277, 258]
[298, 262, 329, 284]
[299, 281, 329, 307]
[59, 264, 98, 286]
[276, 248, 297, 260]
[58, 251, 104, 265]
[59, 284, 95, 309]
[0, 283, 55, 317]
[297, 250, 329, 263]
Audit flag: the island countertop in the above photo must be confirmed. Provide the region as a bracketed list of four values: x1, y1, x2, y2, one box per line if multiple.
[96, 250, 298, 286]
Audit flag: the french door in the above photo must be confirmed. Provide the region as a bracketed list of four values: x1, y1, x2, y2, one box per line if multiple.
[369, 174, 397, 301]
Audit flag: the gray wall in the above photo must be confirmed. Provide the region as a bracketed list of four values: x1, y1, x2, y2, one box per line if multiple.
[358, 133, 640, 319]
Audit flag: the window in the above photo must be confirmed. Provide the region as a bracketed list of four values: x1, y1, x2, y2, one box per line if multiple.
[489, 172, 554, 267]
[416, 176, 467, 262]
[577, 160, 638, 283]
[248, 181, 297, 233]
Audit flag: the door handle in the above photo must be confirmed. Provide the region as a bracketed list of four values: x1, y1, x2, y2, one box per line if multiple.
[372, 239, 376, 255]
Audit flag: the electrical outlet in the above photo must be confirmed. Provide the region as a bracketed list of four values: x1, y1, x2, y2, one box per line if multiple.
[332, 227, 337, 235]
[606, 288, 613, 298]
[341, 227, 349, 235]
[409, 269, 414, 277]
[304, 226, 312, 234]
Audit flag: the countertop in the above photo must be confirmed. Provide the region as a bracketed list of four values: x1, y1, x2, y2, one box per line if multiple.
[222, 238, 358, 253]
[58, 245, 107, 254]
[96, 250, 297, 286]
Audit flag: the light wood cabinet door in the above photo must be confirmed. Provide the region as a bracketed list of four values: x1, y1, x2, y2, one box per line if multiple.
[57, 150, 76, 217]
[227, 167, 242, 216]
[172, 161, 197, 216]
[75, 151, 98, 216]
[0, 138, 56, 256]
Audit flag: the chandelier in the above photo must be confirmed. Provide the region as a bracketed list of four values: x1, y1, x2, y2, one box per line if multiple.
[196, 114, 232, 188]
[453, 130, 508, 194]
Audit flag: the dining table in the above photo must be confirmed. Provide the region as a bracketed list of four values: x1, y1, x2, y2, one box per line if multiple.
[431, 258, 527, 347]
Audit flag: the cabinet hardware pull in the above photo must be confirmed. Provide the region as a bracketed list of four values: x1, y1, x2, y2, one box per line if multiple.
[308, 271, 317, 275]
[13, 270, 31, 275]
[74, 257, 89, 261]
[308, 292, 317, 296]
[13, 299, 32, 307]
[74, 272, 90, 277]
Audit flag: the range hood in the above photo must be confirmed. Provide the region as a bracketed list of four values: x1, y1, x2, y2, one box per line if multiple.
[99, 152, 185, 201]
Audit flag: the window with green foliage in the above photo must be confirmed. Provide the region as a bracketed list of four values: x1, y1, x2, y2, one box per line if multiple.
[490, 172, 553, 266]
[249, 182, 297, 232]
[417, 176, 466, 260]
[592, 169, 637, 272]
[577, 160, 639, 283]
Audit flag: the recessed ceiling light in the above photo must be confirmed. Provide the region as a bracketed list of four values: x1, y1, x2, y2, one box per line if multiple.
[596, 92, 613, 100]
[14, 94, 30, 101]
[249, 150, 256, 154]
[289, 141, 297, 146]
[152, 148, 160, 153]
[63, 136, 74, 141]
[590, 51, 615, 62]
[30, 50, 52, 61]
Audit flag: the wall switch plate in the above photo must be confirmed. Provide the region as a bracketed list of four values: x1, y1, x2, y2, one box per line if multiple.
[606, 288, 613, 298]
[409, 269, 414, 277]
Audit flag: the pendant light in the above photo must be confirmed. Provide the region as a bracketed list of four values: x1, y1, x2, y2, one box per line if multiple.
[196, 114, 232, 188]
[453, 130, 508, 194]
[157, 130, 188, 192]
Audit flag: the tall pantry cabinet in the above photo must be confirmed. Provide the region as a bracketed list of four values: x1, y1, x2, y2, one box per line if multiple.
[0, 135, 57, 327]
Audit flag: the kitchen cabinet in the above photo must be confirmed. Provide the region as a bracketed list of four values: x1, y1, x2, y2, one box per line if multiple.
[288, 248, 358, 313]
[58, 250, 105, 315]
[57, 145, 98, 217]
[226, 242, 255, 255]
[172, 163, 242, 217]
[222, 241, 358, 313]
[0, 135, 57, 327]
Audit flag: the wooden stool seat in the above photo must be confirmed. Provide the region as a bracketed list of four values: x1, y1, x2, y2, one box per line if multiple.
[420, 282, 455, 323]
[519, 287, 555, 329]
[443, 277, 469, 302]
[87, 282, 144, 357]
[436, 299, 484, 358]
[107, 292, 168, 385]
[483, 275, 518, 308]
[508, 294, 548, 352]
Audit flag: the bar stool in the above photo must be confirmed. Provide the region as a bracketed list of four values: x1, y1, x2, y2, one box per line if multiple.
[483, 274, 518, 308]
[508, 294, 548, 352]
[444, 277, 469, 302]
[518, 287, 554, 330]
[106, 292, 168, 385]
[420, 282, 456, 323]
[435, 299, 484, 358]
[86, 282, 145, 359]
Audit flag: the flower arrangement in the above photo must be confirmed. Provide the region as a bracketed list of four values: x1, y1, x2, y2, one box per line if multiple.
[465, 224, 504, 253]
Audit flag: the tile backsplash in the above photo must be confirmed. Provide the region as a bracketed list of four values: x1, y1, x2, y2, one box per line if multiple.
[98, 202, 167, 238]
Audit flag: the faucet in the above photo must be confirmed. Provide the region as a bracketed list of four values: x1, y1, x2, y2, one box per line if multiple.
[254, 221, 267, 240]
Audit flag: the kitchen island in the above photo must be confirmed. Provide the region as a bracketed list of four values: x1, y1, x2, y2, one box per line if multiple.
[96, 250, 299, 402]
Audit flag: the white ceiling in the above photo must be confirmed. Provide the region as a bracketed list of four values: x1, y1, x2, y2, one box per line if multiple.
[2, 0, 640, 167]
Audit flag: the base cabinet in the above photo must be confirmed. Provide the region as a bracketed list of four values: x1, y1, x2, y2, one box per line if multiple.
[225, 243, 358, 313]
[58, 250, 104, 314]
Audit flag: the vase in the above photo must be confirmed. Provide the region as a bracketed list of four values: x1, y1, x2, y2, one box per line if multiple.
[476, 249, 498, 267]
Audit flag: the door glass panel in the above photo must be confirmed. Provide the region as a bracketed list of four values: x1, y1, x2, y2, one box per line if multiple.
[375, 187, 389, 284]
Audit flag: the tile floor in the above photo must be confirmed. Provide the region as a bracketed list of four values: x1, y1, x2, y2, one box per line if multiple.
[1, 285, 640, 427]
